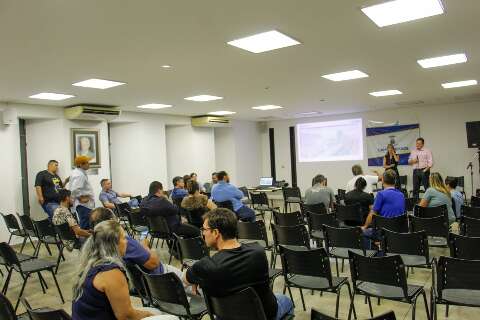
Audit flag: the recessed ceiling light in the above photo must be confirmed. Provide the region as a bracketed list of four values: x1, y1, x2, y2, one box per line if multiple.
[137, 103, 173, 109]
[417, 53, 467, 68]
[184, 95, 223, 102]
[72, 78, 126, 89]
[252, 105, 283, 111]
[441, 80, 478, 89]
[361, 0, 444, 28]
[369, 90, 403, 97]
[29, 92, 75, 101]
[322, 70, 369, 82]
[161, 65, 172, 69]
[208, 111, 236, 116]
[227, 30, 300, 53]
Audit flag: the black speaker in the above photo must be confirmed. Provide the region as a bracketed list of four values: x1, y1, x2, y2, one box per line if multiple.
[466, 121, 480, 148]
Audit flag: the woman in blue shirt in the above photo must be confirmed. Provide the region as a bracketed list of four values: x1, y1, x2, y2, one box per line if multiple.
[419, 172, 455, 223]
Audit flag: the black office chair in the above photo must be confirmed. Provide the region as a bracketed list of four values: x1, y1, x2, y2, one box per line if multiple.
[373, 214, 408, 235]
[348, 251, 430, 320]
[448, 233, 480, 260]
[301, 202, 328, 215]
[413, 204, 448, 219]
[335, 203, 364, 226]
[306, 212, 339, 247]
[431, 256, 480, 319]
[272, 210, 305, 226]
[271, 223, 310, 268]
[311, 308, 396, 320]
[409, 215, 449, 247]
[21, 298, 71, 320]
[461, 205, 480, 219]
[215, 200, 234, 212]
[0, 213, 32, 252]
[32, 219, 64, 272]
[146, 215, 175, 263]
[250, 192, 278, 222]
[470, 195, 480, 207]
[404, 198, 417, 213]
[174, 234, 209, 270]
[0, 292, 16, 320]
[124, 263, 152, 307]
[124, 210, 149, 239]
[185, 207, 206, 228]
[459, 215, 480, 237]
[239, 186, 252, 206]
[282, 187, 302, 213]
[383, 229, 431, 272]
[280, 246, 355, 317]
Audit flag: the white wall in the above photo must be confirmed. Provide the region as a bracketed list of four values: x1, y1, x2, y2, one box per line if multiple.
[264, 101, 480, 198]
[214, 127, 238, 183]
[165, 125, 216, 190]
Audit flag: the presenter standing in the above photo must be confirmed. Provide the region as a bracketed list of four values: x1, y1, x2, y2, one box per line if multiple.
[408, 137, 433, 200]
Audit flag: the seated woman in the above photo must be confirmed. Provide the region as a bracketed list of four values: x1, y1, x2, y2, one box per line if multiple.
[419, 172, 455, 223]
[345, 177, 374, 222]
[181, 180, 217, 227]
[72, 220, 153, 320]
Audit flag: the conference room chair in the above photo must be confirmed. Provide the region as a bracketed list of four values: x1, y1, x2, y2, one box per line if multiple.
[206, 287, 273, 320]
[431, 256, 480, 319]
[21, 298, 71, 320]
[237, 220, 282, 286]
[0, 292, 16, 320]
[272, 210, 305, 227]
[372, 214, 409, 236]
[382, 229, 432, 273]
[0, 213, 32, 253]
[280, 246, 355, 316]
[448, 233, 480, 260]
[0, 242, 64, 311]
[270, 223, 310, 268]
[239, 186, 252, 206]
[215, 200, 234, 212]
[335, 203, 364, 227]
[142, 271, 208, 320]
[404, 198, 418, 214]
[31, 219, 64, 272]
[461, 205, 480, 219]
[250, 191, 278, 222]
[174, 234, 209, 270]
[1, 248, 35, 294]
[413, 204, 448, 219]
[185, 207, 206, 228]
[300, 201, 328, 215]
[282, 186, 302, 213]
[311, 308, 396, 320]
[125, 210, 149, 239]
[114, 202, 134, 235]
[124, 263, 152, 307]
[306, 212, 339, 247]
[53, 223, 81, 273]
[409, 215, 449, 247]
[322, 225, 376, 277]
[348, 251, 430, 320]
[470, 195, 480, 207]
[145, 215, 175, 263]
[459, 215, 480, 237]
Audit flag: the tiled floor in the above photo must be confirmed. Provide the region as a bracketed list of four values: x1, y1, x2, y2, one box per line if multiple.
[3, 212, 478, 320]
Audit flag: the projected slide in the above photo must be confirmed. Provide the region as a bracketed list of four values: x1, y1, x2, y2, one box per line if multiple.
[297, 118, 364, 162]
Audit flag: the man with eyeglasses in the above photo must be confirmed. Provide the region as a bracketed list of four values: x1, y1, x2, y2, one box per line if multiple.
[183, 208, 293, 320]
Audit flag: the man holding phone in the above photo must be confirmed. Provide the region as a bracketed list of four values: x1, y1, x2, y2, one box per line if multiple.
[69, 156, 95, 229]
[408, 137, 433, 200]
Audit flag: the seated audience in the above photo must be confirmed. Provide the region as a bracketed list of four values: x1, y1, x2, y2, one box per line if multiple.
[182, 180, 217, 211]
[52, 189, 91, 249]
[99, 178, 137, 209]
[140, 181, 200, 238]
[203, 172, 218, 193]
[304, 174, 334, 211]
[190, 172, 205, 192]
[362, 170, 405, 230]
[211, 171, 255, 222]
[345, 177, 374, 220]
[171, 176, 188, 200]
[72, 220, 153, 319]
[69, 155, 95, 229]
[419, 172, 455, 223]
[346, 164, 381, 194]
[445, 177, 463, 219]
[183, 208, 294, 320]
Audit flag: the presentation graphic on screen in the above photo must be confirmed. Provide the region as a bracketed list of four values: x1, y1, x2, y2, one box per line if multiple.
[297, 118, 364, 162]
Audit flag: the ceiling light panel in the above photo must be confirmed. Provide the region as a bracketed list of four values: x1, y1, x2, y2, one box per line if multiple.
[417, 53, 467, 68]
[252, 105, 283, 111]
[441, 80, 477, 89]
[29, 92, 75, 101]
[137, 103, 172, 109]
[322, 70, 369, 82]
[208, 111, 236, 116]
[72, 78, 126, 89]
[184, 95, 223, 102]
[227, 30, 300, 53]
[369, 90, 403, 97]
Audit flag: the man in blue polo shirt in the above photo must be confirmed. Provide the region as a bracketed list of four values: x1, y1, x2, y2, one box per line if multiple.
[211, 171, 255, 222]
[99, 179, 138, 209]
[171, 176, 188, 201]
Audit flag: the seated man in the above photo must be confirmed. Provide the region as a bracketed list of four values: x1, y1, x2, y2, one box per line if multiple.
[171, 176, 188, 201]
[445, 177, 463, 219]
[99, 178, 137, 209]
[304, 174, 334, 211]
[346, 164, 381, 194]
[203, 172, 218, 194]
[184, 208, 294, 320]
[211, 171, 255, 222]
[52, 189, 91, 249]
[140, 181, 200, 238]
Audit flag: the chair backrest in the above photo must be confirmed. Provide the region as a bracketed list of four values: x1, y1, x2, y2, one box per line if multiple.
[307, 213, 338, 232]
[185, 207, 206, 228]
[126, 211, 148, 228]
[239, 186, 249, 198]
[323, 225, 364, 251]
[335, 203, 363, 224]
[337, 189, 346, 200]
[271, 224, 310, 248]
[301, 202, 327, 215]
[0, 242, 21, 267]
[461, 205, 480, 219]
[448, 233, 480, 260]
[124, 263, 151, 303]
[272, 210, 304, 226]
[311, 309, 396, 320]
[19, 214, 37, 237]
[282, 186, 301, 199]
[280, 246, 332, 284]
[348, 251, 408, 298]
[404, 198, 417, 213]
[53, 223, 77, 242]
[383, 229, 429, 262]
[174, 235, 209, 262]
[115, 202, 132, 218]
[206, 287, 267, 320]
[143, 272, 190, 313]
[1, 213, 21, 232]
[250, 192, 269, 207]
[33, 219, 57, 239]
[446, 176, 465, 189]
[373, 214, 408, 234]
[409, 215, 449, 239]
[470, 195, 480, 207]
[172, 197, 183, 208]
[21, 298, 71, 320]
[237, 220, 270, 247]
[413, 204, 448, 219]
[215, 200, 234, 211]
[146, 215, 172, 238]
[460, 215, 480, 237]
[0, 293, 16, 320]
[435, 256, 480, 300]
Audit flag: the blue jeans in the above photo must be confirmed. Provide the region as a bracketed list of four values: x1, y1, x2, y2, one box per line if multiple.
[76, 205, 92, 230]
[235, 205, 256, 222]
[41, 202, 59, 221]
[275, 294, 294, 320]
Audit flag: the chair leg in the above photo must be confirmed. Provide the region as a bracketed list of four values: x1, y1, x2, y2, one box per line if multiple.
[14, 273, 30, 311]
[367, 296, 373, 318]
[44, 242, 53, 256]
[1, 268, 13, 294]
[7, 233, 12, 244]
[286, 285, 295, 308]
[377, 297, 380, 305]
[155, 238, 160, 248]
[421, 290, 431, 320]
[299, 288, 306, 311]
[38, 273, 48, 290]
[335, 257, 340, 277]
[20, 236, 27, 253]
[55, 245, 64, 274]
[335, 288, 341, 319]
[412, 298, 417, 320]
[50, 269, 65, 303]
[37, 273, 46, 294]
[341, 259, 345, 273]
[346, 284, 357, 320]
[445, 304, 449, 318]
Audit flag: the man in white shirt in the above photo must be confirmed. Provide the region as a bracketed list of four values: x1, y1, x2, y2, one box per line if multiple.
[69, 156, 95, 229]
[346, 165, 381, 194]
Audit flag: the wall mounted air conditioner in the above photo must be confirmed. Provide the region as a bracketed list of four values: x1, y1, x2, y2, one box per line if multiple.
[64, 105, 121, 122]
[191, 116, 231, 127]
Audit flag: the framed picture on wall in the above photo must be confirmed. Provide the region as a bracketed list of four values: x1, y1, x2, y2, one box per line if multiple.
[71, 128, 101, 168]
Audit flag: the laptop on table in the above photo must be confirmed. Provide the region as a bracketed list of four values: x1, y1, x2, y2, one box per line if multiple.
[256, 177, 274, 190]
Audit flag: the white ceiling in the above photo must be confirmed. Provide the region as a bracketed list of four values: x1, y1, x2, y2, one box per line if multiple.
[1, 0, 479, 120]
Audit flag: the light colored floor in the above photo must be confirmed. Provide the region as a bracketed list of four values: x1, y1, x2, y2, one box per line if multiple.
[3, 209, 478, 320]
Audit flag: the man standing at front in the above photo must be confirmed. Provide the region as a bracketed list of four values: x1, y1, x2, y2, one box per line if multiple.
[69, 156, 95, 229]
[408, 137, 433, 200]
[34, 160, 64, 220]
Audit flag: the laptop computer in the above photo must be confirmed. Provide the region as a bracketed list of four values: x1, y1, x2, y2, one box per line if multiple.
[256, 177, 274, 189]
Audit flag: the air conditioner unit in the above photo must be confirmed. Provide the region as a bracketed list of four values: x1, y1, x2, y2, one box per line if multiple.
[64, 105, 121, 122]
[191, 116, 231, 127]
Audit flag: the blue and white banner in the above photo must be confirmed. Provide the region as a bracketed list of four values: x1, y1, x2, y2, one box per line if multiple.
[366, 124, 420, 166]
